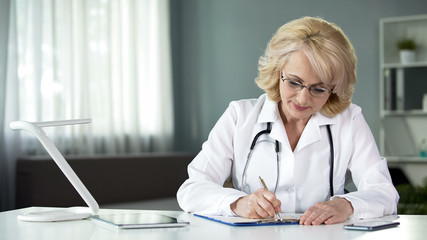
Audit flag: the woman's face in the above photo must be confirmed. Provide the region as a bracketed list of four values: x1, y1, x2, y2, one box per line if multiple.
[279, 51, 331, 123]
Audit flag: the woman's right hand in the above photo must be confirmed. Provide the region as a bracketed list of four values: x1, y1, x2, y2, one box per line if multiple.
[230, 188, 282, 219]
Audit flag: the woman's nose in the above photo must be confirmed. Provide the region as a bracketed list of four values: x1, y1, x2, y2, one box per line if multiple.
[295, 87, 311, 105]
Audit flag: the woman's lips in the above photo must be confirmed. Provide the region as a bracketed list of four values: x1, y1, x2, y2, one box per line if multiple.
[292, 102, 309, 111]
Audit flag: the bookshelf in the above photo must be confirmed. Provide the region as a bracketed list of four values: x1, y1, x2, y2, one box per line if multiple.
[379, 15, 427, 173]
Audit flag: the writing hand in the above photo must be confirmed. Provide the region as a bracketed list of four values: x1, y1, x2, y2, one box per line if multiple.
[230, 188, 281, 219]
[299, 198, 354, 225]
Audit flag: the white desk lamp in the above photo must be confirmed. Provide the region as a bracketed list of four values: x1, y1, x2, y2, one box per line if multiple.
[10, 119, 99, 222]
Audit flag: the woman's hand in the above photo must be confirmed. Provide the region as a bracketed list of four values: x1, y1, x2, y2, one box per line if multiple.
[299, 198, 354, 225]
[230, 188, 281, 219]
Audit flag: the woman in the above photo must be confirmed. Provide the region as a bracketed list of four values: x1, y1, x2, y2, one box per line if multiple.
[177, 16, 399, 225]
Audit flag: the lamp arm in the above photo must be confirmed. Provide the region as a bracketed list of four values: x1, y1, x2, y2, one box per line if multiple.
[10, 120, 99, 215]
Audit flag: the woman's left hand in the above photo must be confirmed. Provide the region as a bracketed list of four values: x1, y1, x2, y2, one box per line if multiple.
[299, 198, 354, 225]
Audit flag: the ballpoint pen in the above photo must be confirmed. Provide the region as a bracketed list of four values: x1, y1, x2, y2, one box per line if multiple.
[259, 176, 282, 220]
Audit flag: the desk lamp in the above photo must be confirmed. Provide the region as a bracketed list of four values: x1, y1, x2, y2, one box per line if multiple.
[10, 119, 99, 222]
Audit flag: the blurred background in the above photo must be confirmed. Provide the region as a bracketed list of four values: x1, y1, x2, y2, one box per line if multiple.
[170, 0, 427, 151]
[1, 0, 427, 212]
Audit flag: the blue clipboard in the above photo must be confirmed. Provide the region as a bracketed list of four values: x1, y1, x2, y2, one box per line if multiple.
[194, 214, 300, 226]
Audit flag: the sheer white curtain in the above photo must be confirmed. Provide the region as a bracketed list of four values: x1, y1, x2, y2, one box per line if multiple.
[1, 0, 174, 210]
[10, 0, 174, 155]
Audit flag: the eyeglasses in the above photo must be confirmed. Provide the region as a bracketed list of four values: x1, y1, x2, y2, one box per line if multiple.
[281, 72, 333, 98]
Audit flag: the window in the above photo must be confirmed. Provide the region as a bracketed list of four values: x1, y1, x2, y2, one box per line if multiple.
[10, 0, 173, 155]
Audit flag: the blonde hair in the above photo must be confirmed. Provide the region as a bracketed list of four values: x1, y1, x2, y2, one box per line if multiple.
[255, 16, 357, 117]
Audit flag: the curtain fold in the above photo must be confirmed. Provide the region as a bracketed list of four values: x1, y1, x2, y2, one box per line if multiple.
[11, 0, 173, 154]
[1, 0, 174, 210]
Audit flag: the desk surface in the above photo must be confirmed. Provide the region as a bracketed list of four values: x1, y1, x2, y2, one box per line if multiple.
[1, 207, 425, 240]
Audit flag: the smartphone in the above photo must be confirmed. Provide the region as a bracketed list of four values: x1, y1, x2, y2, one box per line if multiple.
[344, 221, 400, 231]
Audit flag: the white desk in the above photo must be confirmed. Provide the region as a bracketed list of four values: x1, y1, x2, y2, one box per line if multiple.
[1, 207, 425, 240]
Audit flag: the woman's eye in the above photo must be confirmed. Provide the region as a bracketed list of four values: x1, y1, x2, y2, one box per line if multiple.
[312, 88, 327, 93]
[289, 80, 301, 86]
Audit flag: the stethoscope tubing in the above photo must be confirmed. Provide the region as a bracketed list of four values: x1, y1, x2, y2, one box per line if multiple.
[241, 122, 334, 197]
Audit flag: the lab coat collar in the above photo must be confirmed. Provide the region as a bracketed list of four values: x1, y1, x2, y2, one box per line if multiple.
[256, 96, 287, 144]
[311, 111, 337, 127]
[256, 95, 337, 126]
[295, 112, 336, 152]
[256, 95, 337, 151]
[257, 95, 279, 124]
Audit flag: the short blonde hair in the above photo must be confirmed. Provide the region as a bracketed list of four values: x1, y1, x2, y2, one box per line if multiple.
[255, 16, 357, 117]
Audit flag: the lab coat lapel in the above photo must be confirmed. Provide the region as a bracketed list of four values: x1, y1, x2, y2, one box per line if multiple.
[294, 119, 321, 152]
[294, 112, 336, 152]
[257, 97, 278, 123]
[269, 118, 288, 146]
[255, 98, 337, 151]
[256, 98, 288, 145]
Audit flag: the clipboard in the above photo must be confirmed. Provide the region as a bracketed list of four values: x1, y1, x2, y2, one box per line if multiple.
[194, 214, 299, 226]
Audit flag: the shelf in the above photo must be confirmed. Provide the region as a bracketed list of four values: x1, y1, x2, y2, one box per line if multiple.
[381, 14, 427, 23]
[382, 62, 427, 69]
[386, 155, 427, 163]
[382, 110, 427, 116]
[380, 14, 427, 69]
[379, 14, 427, 159]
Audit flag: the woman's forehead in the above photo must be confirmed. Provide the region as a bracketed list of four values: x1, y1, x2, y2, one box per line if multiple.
[282, 51, 323, 84]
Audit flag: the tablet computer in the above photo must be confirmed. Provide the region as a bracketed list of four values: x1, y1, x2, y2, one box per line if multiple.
[90, 213, 189, 229]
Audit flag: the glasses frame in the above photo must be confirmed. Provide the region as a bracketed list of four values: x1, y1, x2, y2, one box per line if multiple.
[280, 72, 333, 98]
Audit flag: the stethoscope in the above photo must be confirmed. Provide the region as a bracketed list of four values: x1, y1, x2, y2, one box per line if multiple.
[241, 122, 335, 197]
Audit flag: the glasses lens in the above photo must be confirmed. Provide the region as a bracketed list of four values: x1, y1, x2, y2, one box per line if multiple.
[286, 80, 303, 90]
[309, 87, 328, 97]
[282, 74, 331, 98]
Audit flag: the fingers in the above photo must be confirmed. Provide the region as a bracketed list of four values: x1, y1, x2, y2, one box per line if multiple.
[260, 189, 282, 212]
[299, 205, 332, 225]
[257, 190, 281, 217]
[299, 198, 353, 225]
[230, 188, 281, 219]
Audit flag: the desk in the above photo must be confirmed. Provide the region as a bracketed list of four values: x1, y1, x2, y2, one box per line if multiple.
[0, 207, 425, 240]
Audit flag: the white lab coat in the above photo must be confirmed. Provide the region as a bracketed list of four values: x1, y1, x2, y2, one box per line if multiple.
[177, 94, 399, 219]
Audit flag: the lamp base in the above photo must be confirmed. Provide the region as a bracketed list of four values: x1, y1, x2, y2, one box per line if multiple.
[17, 209, 91, 222]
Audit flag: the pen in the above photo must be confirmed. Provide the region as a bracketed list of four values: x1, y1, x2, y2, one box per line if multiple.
[259, 176, 282, 220]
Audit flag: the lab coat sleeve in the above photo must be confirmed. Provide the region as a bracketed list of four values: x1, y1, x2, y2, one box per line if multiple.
[332, 109, 399, 219]
[177, 103, 246, 216]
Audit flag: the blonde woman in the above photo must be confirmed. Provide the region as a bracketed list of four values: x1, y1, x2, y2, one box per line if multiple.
[177, 16, 398, 225]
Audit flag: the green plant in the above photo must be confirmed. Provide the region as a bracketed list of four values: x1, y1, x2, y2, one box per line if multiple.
[397, 39, 416, 50]
[396, 177, 427, 214]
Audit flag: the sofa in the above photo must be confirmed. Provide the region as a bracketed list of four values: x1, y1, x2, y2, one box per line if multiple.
[15, 152, 195, 210]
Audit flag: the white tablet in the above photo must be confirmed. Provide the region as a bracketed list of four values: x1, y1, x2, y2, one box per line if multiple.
[90, 213, 190, 229]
